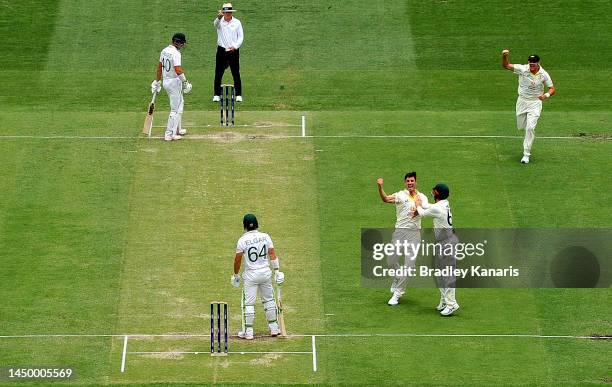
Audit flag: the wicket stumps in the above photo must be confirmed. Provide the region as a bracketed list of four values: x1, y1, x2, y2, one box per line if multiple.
[210, 301, 229, 356]
[220, 84, 235, 126]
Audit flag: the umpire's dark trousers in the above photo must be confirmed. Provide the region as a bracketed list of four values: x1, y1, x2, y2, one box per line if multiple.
[214, 46, 242, 96]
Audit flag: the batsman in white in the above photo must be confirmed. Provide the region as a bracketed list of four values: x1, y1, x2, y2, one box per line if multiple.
[415, 183, 460, 316]
[151, 32, 193, 141]
[377, 172, 429, 306]
[502, 50, 555, 164]
[231, 214, 285, 339]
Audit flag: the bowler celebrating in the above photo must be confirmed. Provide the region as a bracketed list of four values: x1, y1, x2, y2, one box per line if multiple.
[502, 50, 555, 164]
[231, 214, 285, 339]
[377, 172, 429, 306]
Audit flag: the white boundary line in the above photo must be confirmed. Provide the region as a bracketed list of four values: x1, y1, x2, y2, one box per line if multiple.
[120, 335, 128, 373]
[0, 333, 608, 339]
[312, 335, 317, 372]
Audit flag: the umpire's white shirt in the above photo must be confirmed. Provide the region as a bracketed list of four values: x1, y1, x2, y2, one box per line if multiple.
[394, 190, 428, 229]
[236, 230, 274, 273]
[159, 45, 181, 79]
[214, 16, 244, 50]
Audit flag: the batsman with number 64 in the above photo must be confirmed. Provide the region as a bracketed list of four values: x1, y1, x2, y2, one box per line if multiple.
[232, 214, 285, 339]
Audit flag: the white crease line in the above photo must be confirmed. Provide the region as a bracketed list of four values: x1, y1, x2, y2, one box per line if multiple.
[128, 351, 312, 355]
[289, 333, 610, 339]
[0, 333, 207, 338]
[0, 134, 604, 140]
[152, 124, 301, 128]
[308, 135, 602, 139]
[120, 335, 128, 373]
[0, 333, 608, 340]
[312, 335, 318, 372]
[0, 135, 135, 139]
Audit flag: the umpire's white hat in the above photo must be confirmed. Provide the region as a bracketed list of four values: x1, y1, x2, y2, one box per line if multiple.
[222, 3, 235, 12]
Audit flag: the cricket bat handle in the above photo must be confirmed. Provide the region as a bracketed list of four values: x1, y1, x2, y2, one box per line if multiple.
[149, 91, 157, 111]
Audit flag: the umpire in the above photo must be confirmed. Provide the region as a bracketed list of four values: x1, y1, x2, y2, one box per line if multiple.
[212, 3, 243, 102]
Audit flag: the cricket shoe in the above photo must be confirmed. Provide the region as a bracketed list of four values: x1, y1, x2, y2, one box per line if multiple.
[388, 292, 401, 306]
[269, 322, 280, 337]
[178, 128, 187, 135]
[164, 135, 182, 141]
[238, 328, 254, 340]
[212, 95, 221, 102]
[440, 304, 460, 316]
[235, 95, 243, 102]
[436, 299, 446, 311]
[520, 155, 530, 164]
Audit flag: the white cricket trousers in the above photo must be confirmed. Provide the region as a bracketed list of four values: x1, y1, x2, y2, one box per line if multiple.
[243, 268, 275, 305]
[388, 228, 421, 297]
[242, 268, 277, 329]
[516, 96, 542, 157]
[163, 78, 184, 138]
[435, 230, 459, 308]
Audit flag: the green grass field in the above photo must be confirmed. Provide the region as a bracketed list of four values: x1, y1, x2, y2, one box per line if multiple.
[1, 0, 611, 385]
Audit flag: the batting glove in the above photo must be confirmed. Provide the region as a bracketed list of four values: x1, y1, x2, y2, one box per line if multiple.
[151, 80, 161, 94]
[275, 271, 285, 284]
[182, 81, 192, 94]
[231, 274, 241, 288]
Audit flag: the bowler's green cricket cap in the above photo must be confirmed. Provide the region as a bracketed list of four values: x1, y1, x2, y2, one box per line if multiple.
[528, 54, 540, 63]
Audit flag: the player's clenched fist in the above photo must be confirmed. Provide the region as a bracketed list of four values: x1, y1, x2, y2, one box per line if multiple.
[377, 177, 384, 186]
[502, 49, 510, 55]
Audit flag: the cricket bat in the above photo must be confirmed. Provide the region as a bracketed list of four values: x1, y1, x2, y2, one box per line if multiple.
[142, 91, 157, 137]
[276, 282, 287, 337]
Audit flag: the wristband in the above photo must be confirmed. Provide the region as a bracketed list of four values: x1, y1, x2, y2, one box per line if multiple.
[544, 92, 550, 98]
[178, 73, 187, 82]
[271, 258, 280, 270]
